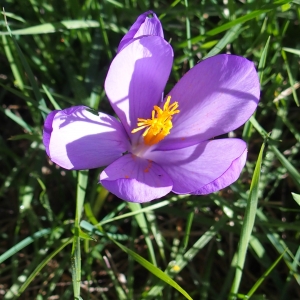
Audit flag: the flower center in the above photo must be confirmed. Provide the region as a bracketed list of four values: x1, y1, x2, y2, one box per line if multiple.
[131, 96, 180, 146]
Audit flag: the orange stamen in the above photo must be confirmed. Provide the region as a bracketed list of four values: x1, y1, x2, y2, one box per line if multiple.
[131, 96, 180, 145]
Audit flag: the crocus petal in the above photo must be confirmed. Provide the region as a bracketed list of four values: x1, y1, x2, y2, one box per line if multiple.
[118, 11, 164, 52]
[192, 148, 247, 195]
[100, 154, 173, 203]
[45, 106, 130, 170]
[105, 36, 173, 141]
[43, 109, 59, 157]
[158, 54, 260, 150]
[146, 138, 247, 194]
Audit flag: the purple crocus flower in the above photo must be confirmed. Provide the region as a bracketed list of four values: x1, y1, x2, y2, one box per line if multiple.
[43, 12, 260, 203]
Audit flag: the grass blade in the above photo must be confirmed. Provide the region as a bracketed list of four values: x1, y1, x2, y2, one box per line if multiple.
[3, 11, 47, 119]
[270, 145, 300, 189]
[291, 193, 300, 206]
[0, 20, 100, 35]
[71, 170, 88, 299]
[0, 228, 51, 264]
[81, 220, 193, 300]
[177, 0, 290, 48]
[204, 24, 242, 59]
[229, 141, 265, 299]
[245, 250, 287, 298]
[16, 238, 73, 298]
[113, 239, 193, 300]
[127, 202, 157, 265]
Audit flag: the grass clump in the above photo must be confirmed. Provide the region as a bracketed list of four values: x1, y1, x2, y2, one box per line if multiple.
[1, 1, 300, 299]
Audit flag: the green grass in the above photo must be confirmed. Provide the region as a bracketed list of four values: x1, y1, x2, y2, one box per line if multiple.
[1, 0, 300, 299]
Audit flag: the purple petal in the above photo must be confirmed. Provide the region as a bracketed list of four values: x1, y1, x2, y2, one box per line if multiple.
[44, 106, 130, 170]
[105, 36, 173, 142]
[146, 138, 247, 194]
[193, 147, 247, 195]
[118, 11, 164, 52]
[100, 154, 173, 203]
[157, 54, 260, 150]
[43, 109, 59, 157]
